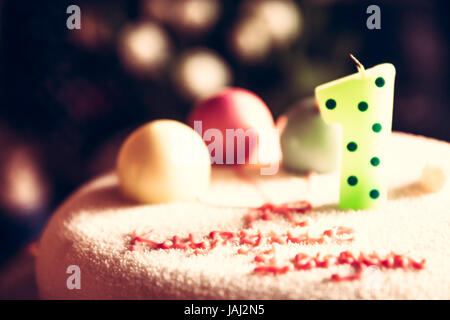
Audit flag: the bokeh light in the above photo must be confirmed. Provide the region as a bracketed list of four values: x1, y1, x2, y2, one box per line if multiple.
[230, 15, 272, 64]
[69, 10, 113, 50]
[141, 0, 170, 23]
[118, 22, 171, 76]
[230, 0, 302, 64]
[243, 0, 302, 47]
[0, 144, 50, 216]
[170, 0, 221, 36]
[142, 0, 221, 36]
[173, 48, 232, 100]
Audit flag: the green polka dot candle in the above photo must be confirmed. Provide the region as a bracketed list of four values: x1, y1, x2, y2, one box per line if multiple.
[314, 55, 396, 209]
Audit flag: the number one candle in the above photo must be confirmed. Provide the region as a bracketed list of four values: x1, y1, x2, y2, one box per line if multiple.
[315, 55, 396, 210]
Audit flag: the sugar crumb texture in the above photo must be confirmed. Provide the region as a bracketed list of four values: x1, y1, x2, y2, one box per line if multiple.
[36, 133, 450, 299]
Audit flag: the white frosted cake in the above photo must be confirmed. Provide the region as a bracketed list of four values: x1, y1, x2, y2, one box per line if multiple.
[36, 133, 450, 299]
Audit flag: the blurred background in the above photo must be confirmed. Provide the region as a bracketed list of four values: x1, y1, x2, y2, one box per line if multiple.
[0, 0, 448, 280]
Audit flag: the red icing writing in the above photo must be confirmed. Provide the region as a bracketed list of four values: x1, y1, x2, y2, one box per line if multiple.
[245, 201, 311, 228]
[129, 200, 425, 282]
[131, 226, 353, 252]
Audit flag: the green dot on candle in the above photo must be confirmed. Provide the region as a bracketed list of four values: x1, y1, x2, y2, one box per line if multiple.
[375, 77, 385, 87]
[370, 189, 380, 199]
[370, 157, 380, 166]
[326, 99, 336, 110]
[347, 142, 357, 152]
[372, 123, 382, 133]
[358, 101, 368, 112]
[347, 176, 358, 186]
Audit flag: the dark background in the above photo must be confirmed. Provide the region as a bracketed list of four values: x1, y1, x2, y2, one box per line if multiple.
[0, 0, 448, 266]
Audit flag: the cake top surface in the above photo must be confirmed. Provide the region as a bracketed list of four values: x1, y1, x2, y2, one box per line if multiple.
[36, 133, 450, 299]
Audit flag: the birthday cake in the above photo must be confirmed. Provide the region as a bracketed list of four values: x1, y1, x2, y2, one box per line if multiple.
[35, 132, 450, 299]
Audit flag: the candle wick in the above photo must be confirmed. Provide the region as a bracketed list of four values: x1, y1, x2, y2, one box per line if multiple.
[349, 54, 365, 74]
